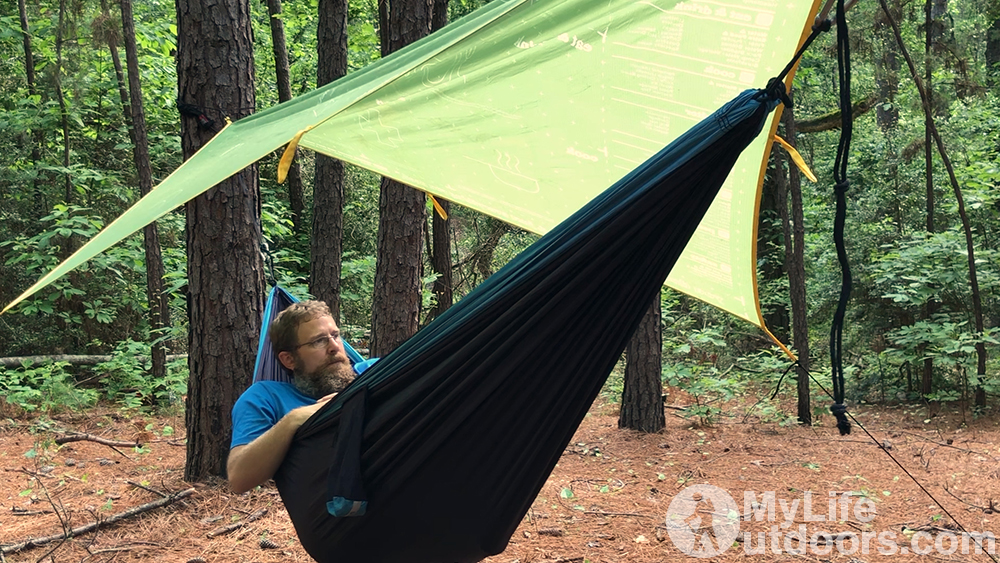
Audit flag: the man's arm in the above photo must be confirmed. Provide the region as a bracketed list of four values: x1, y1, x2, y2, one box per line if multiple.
[227, 395, 334, 493]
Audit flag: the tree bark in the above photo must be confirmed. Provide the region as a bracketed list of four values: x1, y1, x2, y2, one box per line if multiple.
[779, 106, 810, 424]
[266, 0, 305, 233]
[176, 0, 264, 482]
[922, 0, 936, 398]
[424, 0, 451, 323]
[619, 296, 664, 433]
[987, 18, 1000, 88]
[311, 0, 349, 321]
[55, 0, 72, 205]
[428, 198, 453, 322]
[874, 0, 901, 130]
[370, 0, 432, 356]
[121, 0, 172, 384]
[17, 0, 45, 205]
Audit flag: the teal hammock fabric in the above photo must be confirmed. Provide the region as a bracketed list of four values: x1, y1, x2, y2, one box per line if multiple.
[274, 87, 781, 563]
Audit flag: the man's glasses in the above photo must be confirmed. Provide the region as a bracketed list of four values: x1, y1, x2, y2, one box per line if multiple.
[295, 334, 342, 350]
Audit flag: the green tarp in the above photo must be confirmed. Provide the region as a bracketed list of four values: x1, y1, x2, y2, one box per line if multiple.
[3, 0, 820, 333]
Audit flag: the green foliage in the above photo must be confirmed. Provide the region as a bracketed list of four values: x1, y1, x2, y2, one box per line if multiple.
[94, 339, 188, 411]
[0, 362, 98, 414]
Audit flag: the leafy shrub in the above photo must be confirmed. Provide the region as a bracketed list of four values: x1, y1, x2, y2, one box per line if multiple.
[0, 362, 98, 415]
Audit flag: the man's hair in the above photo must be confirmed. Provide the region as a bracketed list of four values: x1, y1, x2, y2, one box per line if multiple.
[271, 300, 332, 354]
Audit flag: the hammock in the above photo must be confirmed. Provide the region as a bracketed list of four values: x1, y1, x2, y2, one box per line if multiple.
[274, 87, 780, 563]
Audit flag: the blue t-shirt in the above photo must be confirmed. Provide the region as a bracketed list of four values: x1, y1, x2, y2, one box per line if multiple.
[230, 359, 379, 449]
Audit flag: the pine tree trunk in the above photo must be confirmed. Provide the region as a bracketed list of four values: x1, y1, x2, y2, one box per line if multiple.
[17, 0, 45, 210]
[120, 0, 172, 382]
[780, 107, 810, 424]
[55, 0, 72, 205]
[428, 198, 453, 321]
[370, 0, 432, 356]
[987, 18, 1000, 88]
[922, 0, 936, 398]
[619, 296, 664, 433]
[874, 0, 901, 130]
[310, 0, 349, 320]
[266, 0, 305, 233]
[177, 0, 264, 482]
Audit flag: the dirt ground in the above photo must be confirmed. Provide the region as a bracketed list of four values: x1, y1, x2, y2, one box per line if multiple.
[2, 394, 998, 563]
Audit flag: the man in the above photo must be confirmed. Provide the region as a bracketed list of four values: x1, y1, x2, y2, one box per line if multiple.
[227, 300, 375, 493]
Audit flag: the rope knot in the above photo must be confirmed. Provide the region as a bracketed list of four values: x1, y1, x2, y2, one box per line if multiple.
[812, 19, 832, 33]
[834, 180, 850, 194]
[830, 403, 851, 435]
[764, 77, 793, 108]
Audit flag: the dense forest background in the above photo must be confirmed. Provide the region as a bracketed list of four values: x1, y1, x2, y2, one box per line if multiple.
[0, 0, 998, 438]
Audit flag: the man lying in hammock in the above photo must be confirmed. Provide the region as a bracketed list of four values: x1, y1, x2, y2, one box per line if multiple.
[227, 301, 377, 493]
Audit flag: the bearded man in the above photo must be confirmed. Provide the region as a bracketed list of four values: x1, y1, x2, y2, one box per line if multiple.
[227, 300, 376, 493]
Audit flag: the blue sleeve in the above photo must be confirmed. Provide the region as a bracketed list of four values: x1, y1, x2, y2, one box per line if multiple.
[231, 384, 284, 449]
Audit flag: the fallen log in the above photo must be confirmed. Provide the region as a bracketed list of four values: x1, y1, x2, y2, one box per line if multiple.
[0, 487, 195, 555]
[0, 354, 187, 368]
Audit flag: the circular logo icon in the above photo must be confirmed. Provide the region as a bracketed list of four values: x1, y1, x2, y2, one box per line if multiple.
[666, 484, 740, 558]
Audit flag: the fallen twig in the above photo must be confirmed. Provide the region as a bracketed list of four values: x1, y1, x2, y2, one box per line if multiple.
[583, 510, 655, 519]
[0, 488, 195, 555]
[206, 508, 268, 538]
[55, 433, 143, 448]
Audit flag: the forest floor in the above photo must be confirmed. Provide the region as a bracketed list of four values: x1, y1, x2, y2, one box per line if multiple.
[1, 391, 999, 563]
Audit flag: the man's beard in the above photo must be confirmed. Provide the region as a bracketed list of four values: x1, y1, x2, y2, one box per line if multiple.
[293, 359, 356, 398]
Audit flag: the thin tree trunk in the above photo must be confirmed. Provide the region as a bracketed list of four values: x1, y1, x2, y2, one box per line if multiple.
[779, 106, 810, 424]
[879, 0, 987, 409]
[428, 198, 453, 321]
[266, 0, 305, 233]
[424, 0, 451, 323]
[987, 18, 1000, 88]
[311, 0, 349, 320]
[619, 296, 664, 433]
[55, 0, 72, 205]
[121, 0, 171, 382]
[177, 0, 264, 481]
[370, 0, 432, 356]
[921, 0, 936, 398]
[874, 0, 901, 130]
[17, 0, 44, 203]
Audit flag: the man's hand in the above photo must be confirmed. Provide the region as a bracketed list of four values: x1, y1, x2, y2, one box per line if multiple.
[227, 393, 337, 494]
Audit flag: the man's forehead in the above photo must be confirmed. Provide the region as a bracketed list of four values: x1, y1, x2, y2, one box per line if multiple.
[297, 314, 337, 335]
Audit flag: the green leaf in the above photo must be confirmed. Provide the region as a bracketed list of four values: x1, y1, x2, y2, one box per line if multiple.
[560, 487, 574, 499]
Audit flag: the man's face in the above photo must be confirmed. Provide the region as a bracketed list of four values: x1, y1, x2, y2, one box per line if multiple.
[288, 314, 355, 398]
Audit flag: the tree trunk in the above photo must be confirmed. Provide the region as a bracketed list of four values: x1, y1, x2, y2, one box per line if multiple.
[370, 0, 432, 356]
[424, 0, 451, 323]
[428, 198, 453, 322]
[177, 0, 264, 482]
[55, 0, 72, 205]
[757, 166, 789, 341]
[121, 0, 171, 384]
[922, 0, 936, 398]
[874, 0, 901, 130]
[371, 176, 426, 356]
[310, 0, 349, 321]
[17, 0, 45, 204]
[987, 18, 1000, 88]
[779, 107, 810, 424]
[619, 296, 664, 433]
[266, 0, 305, 233]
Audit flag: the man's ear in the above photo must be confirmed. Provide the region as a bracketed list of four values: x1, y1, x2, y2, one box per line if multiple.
[277, 350, 297, 371]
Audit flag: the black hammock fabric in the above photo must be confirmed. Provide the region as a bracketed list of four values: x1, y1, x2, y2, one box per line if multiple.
[274, 88, 780, 563]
